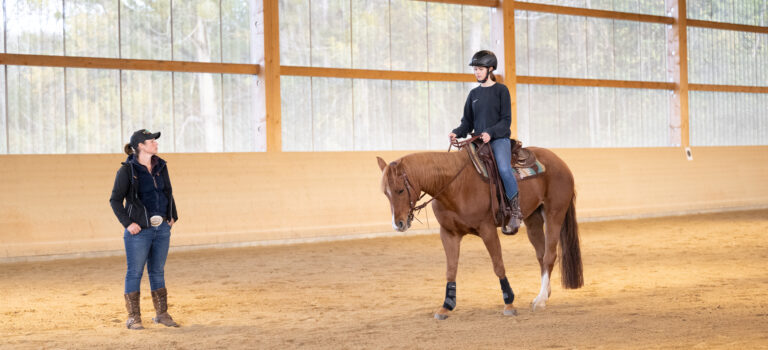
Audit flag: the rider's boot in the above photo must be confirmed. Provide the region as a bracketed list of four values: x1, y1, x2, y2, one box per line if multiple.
[502, 194, 522, 235]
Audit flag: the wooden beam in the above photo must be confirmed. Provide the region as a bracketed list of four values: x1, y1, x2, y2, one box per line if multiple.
[498, 0, 517, 137]
[264, 0, 281, 152]
[517, 76, 675, 90]
[666, 0, 689, 148]
[689, 84, 768, 94]
[687, 19, 768, 35]
[412, 0, 499, 7]
[281, 66, 477, 82]
[513, 2, 674, 24]
[0, 53, 259, 75]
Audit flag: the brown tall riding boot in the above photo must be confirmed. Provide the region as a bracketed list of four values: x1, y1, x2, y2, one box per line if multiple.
[151, 288, 179, 327]
[124, 291, 144, 330]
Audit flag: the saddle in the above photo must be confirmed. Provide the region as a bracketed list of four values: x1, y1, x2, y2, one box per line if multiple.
[463, 137, 545, 229]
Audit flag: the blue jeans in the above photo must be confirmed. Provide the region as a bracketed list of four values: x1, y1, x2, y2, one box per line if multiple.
[123, 221, 171, 294]
[490, 138, 519, 200]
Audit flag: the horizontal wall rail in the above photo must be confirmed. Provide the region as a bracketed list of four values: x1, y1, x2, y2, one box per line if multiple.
[517, 76, 676, 90]
[0, 54, 259, 75]
[281, 66, 477, 82]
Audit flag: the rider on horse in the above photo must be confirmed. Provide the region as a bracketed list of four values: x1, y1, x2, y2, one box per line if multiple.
[449, 50, 523, 234]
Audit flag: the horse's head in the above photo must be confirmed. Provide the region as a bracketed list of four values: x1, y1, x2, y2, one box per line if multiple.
[377, 156, 419, 232]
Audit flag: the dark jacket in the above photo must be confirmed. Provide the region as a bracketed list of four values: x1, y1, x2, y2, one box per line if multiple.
[452, 83, 512, 140]
[110, 155, 178, 229]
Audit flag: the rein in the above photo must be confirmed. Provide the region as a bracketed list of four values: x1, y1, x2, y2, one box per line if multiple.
[402, 135, 484, 225]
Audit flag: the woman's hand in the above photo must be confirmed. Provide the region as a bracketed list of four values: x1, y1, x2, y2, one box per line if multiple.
[481, 132, 491, 143]
[127, 223, 141, 235]
[168, 219, 175, 227]
[449, 133, 457, 142]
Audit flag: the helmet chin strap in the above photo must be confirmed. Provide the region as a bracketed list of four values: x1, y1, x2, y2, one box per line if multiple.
[476, 68, 491, 84]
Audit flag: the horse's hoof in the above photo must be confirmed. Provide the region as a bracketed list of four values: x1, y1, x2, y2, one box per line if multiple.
[503, 305, 517, 316]
[434, 313, 449, 320]
[530, 299, 547, 312]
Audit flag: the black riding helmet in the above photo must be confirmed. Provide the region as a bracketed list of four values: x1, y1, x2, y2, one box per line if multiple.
[469, 50, 497, 71]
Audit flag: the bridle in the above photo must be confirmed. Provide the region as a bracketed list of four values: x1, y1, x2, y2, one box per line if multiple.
[397, 135, 484, 226]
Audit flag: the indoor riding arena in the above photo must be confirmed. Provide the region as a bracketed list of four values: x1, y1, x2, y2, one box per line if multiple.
[1, 0, 767, 349]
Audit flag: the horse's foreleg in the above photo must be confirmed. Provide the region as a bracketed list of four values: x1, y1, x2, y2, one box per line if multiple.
[435, 228, 462, 320]
[480, 226, 517, 316]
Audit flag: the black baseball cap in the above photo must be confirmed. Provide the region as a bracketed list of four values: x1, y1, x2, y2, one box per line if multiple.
[130, 129, 161, 149]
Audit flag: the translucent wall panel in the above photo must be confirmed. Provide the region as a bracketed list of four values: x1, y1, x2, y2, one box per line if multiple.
[281, 1, 489, 72]
[223, 74, 265, 151]
[519, 0, 665, 15]
[526, 12, 558, 76]
[121, 0, 171, 60]
[517, 11, 667, 81]
[6, 66, 66, 154]
[558, 15, 587, 78]
[66, 69, 121, 153]
[121, 71, 174, 150]
[353, 79, 391, 150]
[391, 0, 427, 71]
[312, 78, 353, 151]
[222, 0, 253, 64]
[688, 28, 768, 86]
[352, 0, 390, 70]
[281, 78, 475, 151]
[173, 0, 221, 62]
[65, 0, 119, 58]
[517, 84, 670, 147]
[586, 17, 615, 79]
[0, 4, 4, 52]
[428, 3, 463, 73]
[281, 76, 312, 151]
[311, 0, 351, 68]
[6, 0, 64, 55]
[688, 0, 768, 26]
[391, 81, 429, 150]
[174, 73, 223, 152]
[279, 0, 311, 66]
[0, 68, 6, 154]
[428, 82, 466, 149]
[515, 11, 529, 76]
[690, 91, 768, 146]
[462, 6, 492, 67]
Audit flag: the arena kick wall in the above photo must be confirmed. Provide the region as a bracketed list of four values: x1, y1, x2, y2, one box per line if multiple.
[1, 146, 767, 261]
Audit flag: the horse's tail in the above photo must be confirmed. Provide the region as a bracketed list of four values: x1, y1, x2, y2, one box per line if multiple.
[560, 196, 583, 289]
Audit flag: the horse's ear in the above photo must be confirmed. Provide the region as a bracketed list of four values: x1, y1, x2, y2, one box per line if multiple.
[376, 157, 387, 172]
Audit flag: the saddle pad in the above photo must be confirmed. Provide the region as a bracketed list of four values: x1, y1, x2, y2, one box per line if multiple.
[512, 159, 546, 181]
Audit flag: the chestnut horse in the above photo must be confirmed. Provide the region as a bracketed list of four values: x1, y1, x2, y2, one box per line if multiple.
[377, 146, 583, 319]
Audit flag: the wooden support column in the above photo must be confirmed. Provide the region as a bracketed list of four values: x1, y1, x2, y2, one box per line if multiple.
[263, 0, 282, 152]
[666, 0, 689, 148]
[492, 0, 517, 137]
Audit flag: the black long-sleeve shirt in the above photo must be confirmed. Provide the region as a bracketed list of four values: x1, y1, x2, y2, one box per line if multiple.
[452, 83, 511, 140]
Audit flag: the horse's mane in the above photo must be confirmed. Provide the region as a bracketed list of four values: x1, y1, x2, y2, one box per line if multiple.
[398, 151, 468, 192]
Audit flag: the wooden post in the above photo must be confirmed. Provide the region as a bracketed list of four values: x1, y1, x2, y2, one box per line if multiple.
[666, 0, 689, 148]
[263, 0, 282, 152]
[492, 0, 517, 137]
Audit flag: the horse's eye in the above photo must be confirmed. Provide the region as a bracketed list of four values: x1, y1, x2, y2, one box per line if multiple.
[398, 189, 405, 194]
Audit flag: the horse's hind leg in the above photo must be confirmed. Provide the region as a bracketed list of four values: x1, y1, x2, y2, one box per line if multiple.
[525, 206, 552, 311]
[531, 205, 568, 311]
[435, 227, 462, 320]
[479, 224, 517, 316]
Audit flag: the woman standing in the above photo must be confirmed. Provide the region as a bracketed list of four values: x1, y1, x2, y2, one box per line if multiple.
[449, 50, 522, 235]
[109, 129, 179, 329]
